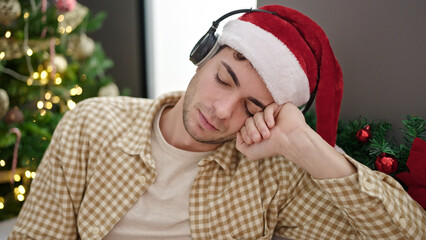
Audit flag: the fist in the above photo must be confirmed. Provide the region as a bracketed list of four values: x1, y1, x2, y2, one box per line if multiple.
[236, 102, 308, 160]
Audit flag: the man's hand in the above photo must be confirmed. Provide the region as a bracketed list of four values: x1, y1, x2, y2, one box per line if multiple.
[236, 102, 356, 179]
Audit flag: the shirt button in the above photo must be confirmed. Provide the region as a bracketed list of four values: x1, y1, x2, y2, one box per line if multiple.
[138, 175, 147, 184]
[399, 218, 407, 228]
[364, 179, 373, 191]
[90, 226, 100, 234]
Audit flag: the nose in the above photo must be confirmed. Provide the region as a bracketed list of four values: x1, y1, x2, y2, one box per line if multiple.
[213, 94, 239, 120]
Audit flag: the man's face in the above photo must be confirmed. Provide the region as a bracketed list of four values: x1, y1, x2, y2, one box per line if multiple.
[183, 47, 274, 144]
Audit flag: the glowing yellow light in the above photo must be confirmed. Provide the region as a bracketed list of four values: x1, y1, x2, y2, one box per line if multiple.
[27, 77, 33, 86]
[45, 101, 53, 109]
[37, 101, 44, 109]
[17, 194, 25, 201]
[57, 14, 64, 22]
[18, 185, 25, 194]
[75, 86, 83, 95]
[14, 188, 19, 195]
[5, 31, 11, 38]
[52, 96, 60, 103]
[40, 70, 48, 79]
[45, 91, 52, 100]
[0, 160, 5, 167]
[26, 48, 33, 56]
[58, 27, 65, 34]
[0, 52, 5, 60]
[31, 172, 37, 179]
[23, 12, 29, 19]
[40, 78, 48, 85]
[65, 26, 73, 33]
[32, 72, 39, 79]
[70, 88, 77, 96]
[40, 109, 46, 116]
[0, 202, 4, 209]
[25, 170, 31, 178]
[67, 100, 76, 110]
[14, 174, 21, 182]
[55, 77, 62, 85]
[55, 38, 61, 45]
[47, 65, 53, 72]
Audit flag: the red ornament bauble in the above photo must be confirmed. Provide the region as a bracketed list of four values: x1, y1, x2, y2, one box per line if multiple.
[375, 153, 398, 174]
[4, 106, 24, 124]
[356, 125, 372, 143]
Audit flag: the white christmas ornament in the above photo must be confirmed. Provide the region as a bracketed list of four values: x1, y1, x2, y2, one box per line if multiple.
[67, 34, 95, 60]
[0, 0, 21, 26]
[98, 83, 119, 97]
[0, 88, 10, 118]
[53, 55, 68, 73]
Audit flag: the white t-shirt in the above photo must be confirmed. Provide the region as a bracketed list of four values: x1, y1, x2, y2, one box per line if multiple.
[103, 106, 212, 239]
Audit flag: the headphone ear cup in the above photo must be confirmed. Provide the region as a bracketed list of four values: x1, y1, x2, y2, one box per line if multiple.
[190, 30, 219, 66]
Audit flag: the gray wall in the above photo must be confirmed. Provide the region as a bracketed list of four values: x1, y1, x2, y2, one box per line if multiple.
[78, 0, 142, 97]
[259, 0, 426, 141]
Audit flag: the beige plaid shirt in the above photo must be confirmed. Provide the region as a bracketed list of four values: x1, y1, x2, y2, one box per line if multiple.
[9, 92, 426, 240]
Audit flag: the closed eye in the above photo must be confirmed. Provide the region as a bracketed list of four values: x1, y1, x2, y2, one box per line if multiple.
[215, 74, 230, 86]
[244, 101, 254, 117]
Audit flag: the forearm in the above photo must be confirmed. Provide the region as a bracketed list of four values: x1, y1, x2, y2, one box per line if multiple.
[279, 124, 356, 179]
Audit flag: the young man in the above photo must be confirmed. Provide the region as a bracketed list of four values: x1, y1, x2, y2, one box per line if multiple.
[9, 5, 426, 240]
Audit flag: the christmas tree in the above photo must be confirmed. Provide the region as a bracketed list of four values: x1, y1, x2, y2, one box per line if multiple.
[0, 0, 120, 220]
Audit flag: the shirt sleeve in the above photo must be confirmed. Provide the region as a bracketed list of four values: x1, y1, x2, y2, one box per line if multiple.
[312, 154, 426, 239]
[8, 104, 88, 239]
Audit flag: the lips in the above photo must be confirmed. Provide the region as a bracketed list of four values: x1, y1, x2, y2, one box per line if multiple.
[199, 110, 218, 131]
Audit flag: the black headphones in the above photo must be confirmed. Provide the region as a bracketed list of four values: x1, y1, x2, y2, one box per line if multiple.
[189, 8, 318, 114]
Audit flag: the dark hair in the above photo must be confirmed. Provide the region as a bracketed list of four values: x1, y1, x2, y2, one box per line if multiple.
[216, 45, 247, 61]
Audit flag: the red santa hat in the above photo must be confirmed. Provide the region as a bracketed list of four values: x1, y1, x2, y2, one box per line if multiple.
[218, 5, 343, 147]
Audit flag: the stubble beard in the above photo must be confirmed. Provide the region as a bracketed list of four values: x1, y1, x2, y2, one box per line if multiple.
[182, 90, 235, 145]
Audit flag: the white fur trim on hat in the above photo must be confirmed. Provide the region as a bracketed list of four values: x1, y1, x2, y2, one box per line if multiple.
[218, 20, 310, 106]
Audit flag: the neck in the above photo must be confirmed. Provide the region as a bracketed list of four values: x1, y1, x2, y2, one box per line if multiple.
[159, 97, 220, 152]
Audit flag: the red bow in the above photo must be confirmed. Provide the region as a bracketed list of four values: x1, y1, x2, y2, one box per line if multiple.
[396, 138, 426, 209]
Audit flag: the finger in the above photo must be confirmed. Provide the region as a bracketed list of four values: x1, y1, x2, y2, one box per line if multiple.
[253, 112, 270, 139]
[244, 117, 262, 143]
[240, 126, 253, 145]
[264, 104, 277, 128]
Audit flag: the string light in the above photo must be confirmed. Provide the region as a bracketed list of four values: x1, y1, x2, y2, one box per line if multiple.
[0, 52, 5, 60]
[57, 14, 64, 22]
[40, 109, 46, 116]
[47, 65, 53, 72]
[14, 174, 21, 182]
[5, 31, 11, 38]
[27, 77, 33, 86]
[65, 26, 73, 33]
[0, 197, 4, 209]
[58, 27, 65, 34]
[26, 48, 33, 56]
[0, 159, 5, 167]
[45, 101, 53, 109]
[40, 78, 48, 85]
[25, 170, 31, 178]
[17, 194, 25, 201]
[55, 76, 62, 85]
[37, 101, 44, 109]
[45, 91, 52, 100]
[31, 172, 36, 179]
[32, 72, 39, 79]
[52, 96, 60, 103]
[40, 70, 48, 79]
[67, 100, 76, 109]
[23, 12, 29, 19]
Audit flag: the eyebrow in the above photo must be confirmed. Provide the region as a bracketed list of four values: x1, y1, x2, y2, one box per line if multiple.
[221, 61, 240, 87]
[221, 61, 266, 110]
